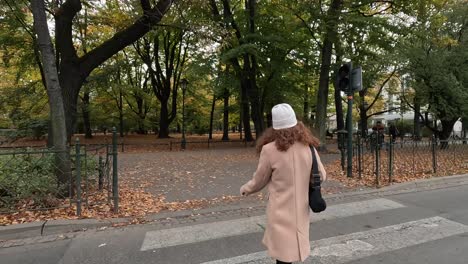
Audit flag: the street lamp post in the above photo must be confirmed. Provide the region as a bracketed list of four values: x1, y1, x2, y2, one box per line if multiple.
[181, 78, 188, 150]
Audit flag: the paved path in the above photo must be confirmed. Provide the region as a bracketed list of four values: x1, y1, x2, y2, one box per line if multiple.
[118, 147, 348, 202]
[2, 179, 468, 264]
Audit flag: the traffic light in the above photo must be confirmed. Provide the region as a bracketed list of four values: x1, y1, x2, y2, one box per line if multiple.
[337, 63, 362, 93]
[337, 63, 351, 92]
[352, 66, 362, 92]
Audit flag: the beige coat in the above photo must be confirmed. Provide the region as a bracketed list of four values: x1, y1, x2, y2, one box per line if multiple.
[240, 141, 327, 262]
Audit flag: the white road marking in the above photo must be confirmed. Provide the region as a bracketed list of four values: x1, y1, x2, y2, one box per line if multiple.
[140, 198, 404, 251]
[201, 216, 468, 264]
[312, 240, 374, 257]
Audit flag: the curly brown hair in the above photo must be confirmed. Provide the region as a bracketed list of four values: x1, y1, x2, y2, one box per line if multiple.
[256, 122, 320, 153]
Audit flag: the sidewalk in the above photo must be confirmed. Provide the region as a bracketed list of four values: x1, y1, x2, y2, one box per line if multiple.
[1, 173, 467, 248]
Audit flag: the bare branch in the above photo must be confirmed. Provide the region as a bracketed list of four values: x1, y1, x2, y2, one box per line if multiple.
[3, 0, 34, 38]
[79, 0, 174, 77]
[367, 107, 400, 118]
[293, 12, 323, 50]
[366, 68, 397, 111]
[221, 0, 242, 41]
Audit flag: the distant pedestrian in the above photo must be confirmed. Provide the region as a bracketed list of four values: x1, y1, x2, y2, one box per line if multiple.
[372, 121, 385, 133]
[240, 103, 327, 264]
[389, 124, 399, 143]
[372, 121, 385, 147]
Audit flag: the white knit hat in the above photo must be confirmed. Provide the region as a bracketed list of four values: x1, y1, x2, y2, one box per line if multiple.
[272, 103, 297, 130]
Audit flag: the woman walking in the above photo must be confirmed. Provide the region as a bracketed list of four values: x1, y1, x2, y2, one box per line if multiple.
[240, 103, 327, 264]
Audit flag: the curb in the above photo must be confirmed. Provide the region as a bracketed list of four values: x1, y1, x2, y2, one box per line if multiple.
[0, 218, 130, 241]
[1, 173, 467, 246]
[325, 173, 468, 202]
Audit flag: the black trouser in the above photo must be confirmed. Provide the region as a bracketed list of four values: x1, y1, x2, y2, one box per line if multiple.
[276, 260, 291, 264]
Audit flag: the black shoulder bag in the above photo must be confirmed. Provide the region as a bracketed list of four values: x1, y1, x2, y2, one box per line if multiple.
[309, 146, 327, 213]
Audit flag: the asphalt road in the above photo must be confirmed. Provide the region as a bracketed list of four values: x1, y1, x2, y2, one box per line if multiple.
[2, 183, 468, 264]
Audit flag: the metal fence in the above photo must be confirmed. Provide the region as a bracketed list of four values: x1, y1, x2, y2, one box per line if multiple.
[115, 139, 255, 152]
[0, 129, 119, 216]
[348, 133, 468, 186]
[0, 138, 255, 153]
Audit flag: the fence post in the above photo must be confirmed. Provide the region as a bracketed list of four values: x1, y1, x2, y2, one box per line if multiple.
[75, 138, 82, 217]
[340, 148, 345, 171]
[432, 135, 437, 174]
[388, 141, 393, 184]
[357, 134, 362, 179]
[106, 145, 111, 204]
[84, 149, 89, 208]
[375, 138, 380, 187]
[98, 156, 103, 190]
[112, 127, 119, 213]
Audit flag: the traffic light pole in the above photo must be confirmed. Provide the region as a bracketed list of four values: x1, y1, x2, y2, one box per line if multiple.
[346, 62, 353, 178]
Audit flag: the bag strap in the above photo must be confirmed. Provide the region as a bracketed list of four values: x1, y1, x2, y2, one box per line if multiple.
[310, 146, 321, 187]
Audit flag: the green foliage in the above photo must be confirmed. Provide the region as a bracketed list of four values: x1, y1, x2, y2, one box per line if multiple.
[0, 0, 466, 138]
[18, 119, 48, 140]
[403, 0, 468, 123]
[0, 152, 57, 209]
[0, 150, 98, 210]
[395, 120, 413, 137]
[1, 119, 48, 140]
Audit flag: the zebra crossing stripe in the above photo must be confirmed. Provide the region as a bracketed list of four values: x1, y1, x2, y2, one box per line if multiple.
[140, 198, 404, 251]
[201, 216, 468, 264]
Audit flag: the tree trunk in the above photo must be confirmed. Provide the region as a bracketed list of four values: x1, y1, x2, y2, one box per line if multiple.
[315, 37, 333, 146]
[222, 88, 229, 141]
[360, 106, 368, 137]
[413, 98, 422, 140]
[239, 116, 243, 140]
[136, 112, 146, 134]
[439, 119, 458, 140]
[53, 0, 173, 143]
[246, 57, 264, 137]
[60, 67, 83, 142]
[335, 83, 345, 131]
[358, 92, 367, 136]
[241, 80, 254, 141]
[119, 87, 124, 137]
[266, 112, 273, 128]
[462, 117, 467, 143]
[303, 84, 310, 122]
[249, 84, 264, 138]
[136, 97, 147, 134]
[314, 0, 343, 148]
[245, 0, 264, 137]
[209, 94, 216, 140]
[82, 90, 93, 138]
[334, 56, 345, 132]
[137, 118, 146, 134]
[334, 40, 344, 132]
[31, 0, 71, 195]
[47, 118, 54, 147]
[159, 98, 170, 138]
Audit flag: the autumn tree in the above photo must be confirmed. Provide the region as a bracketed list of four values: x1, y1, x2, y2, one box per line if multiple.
[30, 0, 70, 192]
[134, 27, 189, 138]
[35, 0, 173, 144]
[403, 0, 468, 140]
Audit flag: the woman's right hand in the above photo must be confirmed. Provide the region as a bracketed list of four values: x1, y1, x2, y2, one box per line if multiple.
[240, 185, 247, 196]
